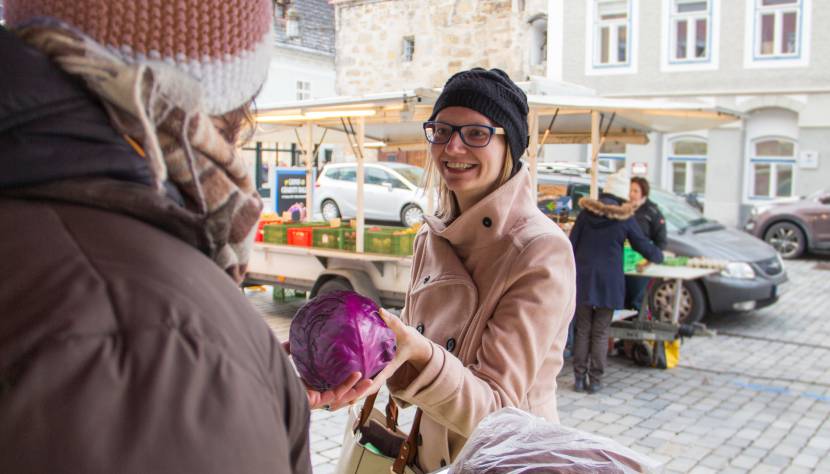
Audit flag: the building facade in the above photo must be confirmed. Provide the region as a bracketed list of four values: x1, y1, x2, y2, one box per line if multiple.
[550, 0, 830, 227]
[246, 0, 338, 200]
[333, 0, 550, 95]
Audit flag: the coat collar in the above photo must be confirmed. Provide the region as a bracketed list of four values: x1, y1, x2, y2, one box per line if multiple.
[423, 167, 537, 250]
[578, 194, 636, 221]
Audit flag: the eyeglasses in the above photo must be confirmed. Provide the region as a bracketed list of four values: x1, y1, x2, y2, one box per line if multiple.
[422, 121, 504, 148]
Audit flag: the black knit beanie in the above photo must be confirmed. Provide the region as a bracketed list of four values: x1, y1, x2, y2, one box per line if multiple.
[429, 68, 529, 175]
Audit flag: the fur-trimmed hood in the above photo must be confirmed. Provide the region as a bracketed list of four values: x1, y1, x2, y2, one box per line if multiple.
[578, 194, 636, 221]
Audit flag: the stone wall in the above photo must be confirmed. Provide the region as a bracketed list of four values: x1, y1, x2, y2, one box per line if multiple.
[334, 0, 547, 94]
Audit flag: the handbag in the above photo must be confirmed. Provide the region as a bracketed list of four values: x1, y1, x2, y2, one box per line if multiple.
[334, 392, 424, 474]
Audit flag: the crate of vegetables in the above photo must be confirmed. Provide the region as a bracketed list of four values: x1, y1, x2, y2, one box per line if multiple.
[365, 226, 416, 256]
[312, 226, 357, 251]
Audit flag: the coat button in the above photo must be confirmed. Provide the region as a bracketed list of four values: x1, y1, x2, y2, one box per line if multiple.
[423, 275, 430, 284]
[482, 217, 492, 227]
[446, 338, 456, 352]
[440, 459, 447, 467]
[416, 323, 425, 334]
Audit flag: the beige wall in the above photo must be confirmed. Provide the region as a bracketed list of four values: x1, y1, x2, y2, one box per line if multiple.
[334, 0, 548, 94]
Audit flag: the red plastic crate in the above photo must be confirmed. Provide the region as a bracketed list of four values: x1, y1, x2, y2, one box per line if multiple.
[287, 227, 314, 247]
[256, 219, 280, 242]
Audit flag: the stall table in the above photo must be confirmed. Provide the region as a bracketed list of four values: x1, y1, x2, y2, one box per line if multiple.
[609, 264, 719, 344]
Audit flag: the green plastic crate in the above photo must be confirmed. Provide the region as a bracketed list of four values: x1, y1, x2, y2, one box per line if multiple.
[364, 226, 415, 256]
[263, 222, 327, 244]
[312, 226, 357, 251]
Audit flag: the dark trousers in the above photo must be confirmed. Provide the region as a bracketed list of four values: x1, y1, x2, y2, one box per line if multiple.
[625, 276, 650, 311]
[573, 304, 614, 382]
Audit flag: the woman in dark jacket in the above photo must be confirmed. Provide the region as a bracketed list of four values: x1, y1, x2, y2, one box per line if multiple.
[569, 170, 663, 394]
[626, 177, 669, 310]
[0, 3, 316, 473]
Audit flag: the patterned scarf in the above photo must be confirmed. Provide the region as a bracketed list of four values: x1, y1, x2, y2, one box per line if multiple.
[19, 24, 263, 282]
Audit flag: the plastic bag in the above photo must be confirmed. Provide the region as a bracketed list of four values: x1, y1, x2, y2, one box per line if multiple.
[449, 408, 661, 474]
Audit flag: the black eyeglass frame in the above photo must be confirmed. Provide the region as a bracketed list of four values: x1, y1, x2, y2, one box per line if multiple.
[422, 121, 505, 148]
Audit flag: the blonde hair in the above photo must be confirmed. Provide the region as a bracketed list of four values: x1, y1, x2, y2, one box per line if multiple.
[423, 146, 514, 220]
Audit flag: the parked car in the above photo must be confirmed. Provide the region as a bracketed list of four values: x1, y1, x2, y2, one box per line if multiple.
[744, 188, 830, 259]
[537, 170, 788, 324]
[313, 162, 428, 227]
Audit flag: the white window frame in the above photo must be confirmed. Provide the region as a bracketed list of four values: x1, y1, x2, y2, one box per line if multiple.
[296, 80, 311, 101]
[664, 135, 708, 197]
[661, 0, 720, 72]
[585, 0, 639, 75]
[747, 136, 797, 200]
[744, 0, 811, 69]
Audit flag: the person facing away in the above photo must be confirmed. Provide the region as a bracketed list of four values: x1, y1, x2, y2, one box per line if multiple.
[625, 176, 668, 310]
[0, 2, 312, 473]
[320, 68, 575, 472]
[569, 169, 663, 394]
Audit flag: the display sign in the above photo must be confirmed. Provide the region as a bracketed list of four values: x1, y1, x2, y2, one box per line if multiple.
[270, 168, 315, 218]
[799, 150, 819, 170]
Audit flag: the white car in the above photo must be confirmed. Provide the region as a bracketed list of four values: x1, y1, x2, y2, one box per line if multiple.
[313, 162, 428, 227]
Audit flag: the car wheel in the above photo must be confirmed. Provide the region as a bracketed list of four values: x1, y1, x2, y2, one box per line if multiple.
[649, 279, 706, 325]
[315, 277, 352, 296]
[400, 204, 424, 227]
[764, 221, 805, 259]
[321, 199, 341, 221]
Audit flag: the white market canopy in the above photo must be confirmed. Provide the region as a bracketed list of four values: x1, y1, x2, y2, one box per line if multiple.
[253, 89, 740, 150]
[252, 86, 740, 252]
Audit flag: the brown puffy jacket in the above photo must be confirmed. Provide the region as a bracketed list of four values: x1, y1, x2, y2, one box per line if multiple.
[0, 188, 312, 474]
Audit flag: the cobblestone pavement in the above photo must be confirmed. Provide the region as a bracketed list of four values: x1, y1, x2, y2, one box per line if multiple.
[248, 257, 830, 473]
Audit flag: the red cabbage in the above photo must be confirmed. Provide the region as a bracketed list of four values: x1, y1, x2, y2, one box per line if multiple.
[289, 291, 396, 391]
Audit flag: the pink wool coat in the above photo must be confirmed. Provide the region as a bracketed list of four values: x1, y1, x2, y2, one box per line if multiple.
[388, 167, 576, 472]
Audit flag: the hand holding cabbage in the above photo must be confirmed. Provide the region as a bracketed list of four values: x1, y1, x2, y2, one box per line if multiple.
[286, 291, 432, 410]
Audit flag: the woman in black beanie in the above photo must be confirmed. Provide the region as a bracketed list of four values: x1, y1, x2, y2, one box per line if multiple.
[357, 68, 577, 471]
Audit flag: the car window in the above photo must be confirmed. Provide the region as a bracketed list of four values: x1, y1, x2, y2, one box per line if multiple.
[339, 167, 356, 182]
[648, 188, 706, 233]
[366, 167, 389, 185]
[392, 166, 424, 187]
[570, 184, 591, 215]
[324, 168, 340, 180]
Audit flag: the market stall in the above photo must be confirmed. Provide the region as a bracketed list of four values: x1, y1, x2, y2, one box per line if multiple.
[246, 84, 740, 312]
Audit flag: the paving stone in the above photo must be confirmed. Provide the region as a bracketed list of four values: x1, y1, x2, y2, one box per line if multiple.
[665, 457, 697, 472]
[762, 453, 792, 467]
[699, 454, 730, 469]
[731, 455, 760, 470]
[791, 453, 819, 468]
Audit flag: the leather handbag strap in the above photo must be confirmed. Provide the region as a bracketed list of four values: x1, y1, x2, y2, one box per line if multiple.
[385, 397, 399, 431]
[392, 408, 423, 474]
[356, 392, 399, 431]
[356, 392, 379, 429]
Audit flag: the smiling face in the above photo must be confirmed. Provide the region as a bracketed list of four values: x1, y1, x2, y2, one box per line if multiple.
[430, 107, 508, 211]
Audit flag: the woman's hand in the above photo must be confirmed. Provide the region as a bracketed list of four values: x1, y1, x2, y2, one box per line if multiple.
[363, 308, 433, 396]
[281, 341, 374, 411]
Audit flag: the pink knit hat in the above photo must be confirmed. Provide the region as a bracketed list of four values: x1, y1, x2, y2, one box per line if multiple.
[4, 0, 274, 115]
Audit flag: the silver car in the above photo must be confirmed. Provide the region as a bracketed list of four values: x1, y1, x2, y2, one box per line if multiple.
[313, 162, 428, 227]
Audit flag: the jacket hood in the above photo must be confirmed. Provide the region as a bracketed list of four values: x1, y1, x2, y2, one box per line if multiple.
[0, 26, 158, 191]
[578, 194, 636, 221]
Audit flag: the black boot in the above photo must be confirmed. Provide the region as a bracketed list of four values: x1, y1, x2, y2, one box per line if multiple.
[588, 380, 603, 394]
[574, 375, 587, 393]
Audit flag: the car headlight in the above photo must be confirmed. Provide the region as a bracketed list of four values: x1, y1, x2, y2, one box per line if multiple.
[721, 262, 756, 279]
